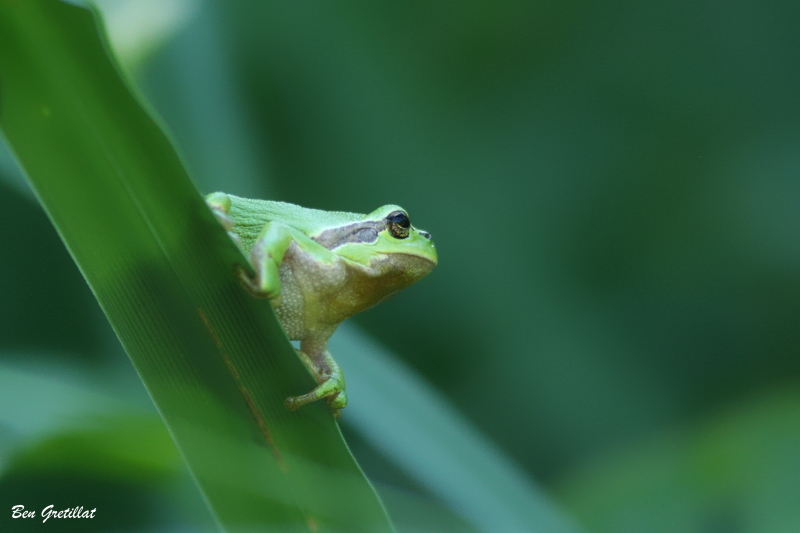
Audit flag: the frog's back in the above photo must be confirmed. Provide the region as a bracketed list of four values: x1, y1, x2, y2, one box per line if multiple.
[227, 195, 363, 249]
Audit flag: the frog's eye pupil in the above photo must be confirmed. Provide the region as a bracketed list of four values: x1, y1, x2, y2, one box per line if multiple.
[387, 211, 411, 239]
[388, 211, 410, 228]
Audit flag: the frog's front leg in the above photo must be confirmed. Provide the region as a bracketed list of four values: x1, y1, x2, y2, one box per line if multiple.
[286, 342, 347, 418]
[239, 220, 295, 303]
[206, 192, 292, 300]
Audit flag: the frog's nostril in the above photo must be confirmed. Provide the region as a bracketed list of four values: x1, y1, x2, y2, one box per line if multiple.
[420, 231, 432, 240]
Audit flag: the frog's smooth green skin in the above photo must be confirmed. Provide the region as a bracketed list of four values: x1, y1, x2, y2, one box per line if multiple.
[206, 192, 438, 418]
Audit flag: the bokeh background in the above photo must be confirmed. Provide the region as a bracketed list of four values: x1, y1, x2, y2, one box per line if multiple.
[2, 0, 799, 531]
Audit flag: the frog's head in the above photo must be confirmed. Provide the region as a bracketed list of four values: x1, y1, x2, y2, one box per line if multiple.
[366, 204, 438, 272]
[316, 204, 437, 285]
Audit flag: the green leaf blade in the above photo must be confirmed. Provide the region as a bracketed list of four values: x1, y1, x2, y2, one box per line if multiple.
[0, 1, 393, 531]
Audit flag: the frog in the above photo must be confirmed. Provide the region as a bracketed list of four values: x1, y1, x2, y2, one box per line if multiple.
[205, 192, 438, 418]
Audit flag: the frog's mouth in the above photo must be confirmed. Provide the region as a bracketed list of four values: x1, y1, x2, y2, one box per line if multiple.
[355, 253, 436, 308]
[370, 252, 437, 281]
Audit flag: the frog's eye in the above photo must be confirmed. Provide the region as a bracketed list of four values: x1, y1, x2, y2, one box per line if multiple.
[387, 211, 411, 239]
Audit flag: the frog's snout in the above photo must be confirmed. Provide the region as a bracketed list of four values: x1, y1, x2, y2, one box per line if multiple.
[420, 231, 432, 240]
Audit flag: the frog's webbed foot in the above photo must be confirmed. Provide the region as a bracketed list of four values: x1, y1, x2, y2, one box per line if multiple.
[286, 348, 347, 418]
[285, 377, 347, 419]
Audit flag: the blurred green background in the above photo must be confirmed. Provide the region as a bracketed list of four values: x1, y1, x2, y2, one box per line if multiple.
[2, 0, 799, 531]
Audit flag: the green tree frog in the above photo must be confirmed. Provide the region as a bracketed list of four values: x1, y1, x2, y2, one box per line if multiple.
[206, 192, 438, 418]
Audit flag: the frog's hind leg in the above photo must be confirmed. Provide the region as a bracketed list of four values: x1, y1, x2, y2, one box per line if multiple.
[286, 347, 347, 418]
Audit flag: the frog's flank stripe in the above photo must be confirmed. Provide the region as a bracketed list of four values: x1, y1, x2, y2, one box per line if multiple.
[312, 221, 386, 250]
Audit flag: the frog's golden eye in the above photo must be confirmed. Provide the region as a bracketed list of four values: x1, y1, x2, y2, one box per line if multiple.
[387, 211, 410, 239]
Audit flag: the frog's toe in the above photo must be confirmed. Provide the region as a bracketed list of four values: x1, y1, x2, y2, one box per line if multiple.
[236, 265, 280, 301]
[206, 196, 245, 251]
[328, 390, 347, 411]
[206, 194, 233, 225]
[283, 396, 304, 411]
[328, 392, 347, 419]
